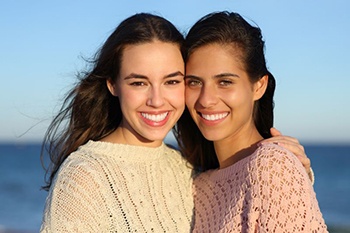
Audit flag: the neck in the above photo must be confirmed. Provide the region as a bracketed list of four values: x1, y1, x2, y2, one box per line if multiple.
[214, 128, 263, 169]
[100, 127, 163, 148]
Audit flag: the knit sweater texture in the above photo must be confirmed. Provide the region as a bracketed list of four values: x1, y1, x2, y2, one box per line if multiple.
[40, 140, 194, 232]
[192, 143, 328, 233]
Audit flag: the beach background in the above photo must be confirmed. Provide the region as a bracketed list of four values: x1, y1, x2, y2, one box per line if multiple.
[0, 140, 349, 233]
[1, 0, 350, 232]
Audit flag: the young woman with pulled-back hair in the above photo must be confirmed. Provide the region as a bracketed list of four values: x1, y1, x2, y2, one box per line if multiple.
[175, 11, 327, 232]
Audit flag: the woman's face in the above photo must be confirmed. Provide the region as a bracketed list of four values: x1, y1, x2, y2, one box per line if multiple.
[108, 41, 185, 146]
[185, 43, 265, 143]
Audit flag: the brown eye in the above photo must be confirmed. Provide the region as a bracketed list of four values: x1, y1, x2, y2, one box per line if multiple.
[165, 80, 181, 85]
[219, 79, 233, 86]
[130, 82, 146, 86]
[186, 79, 202, 87]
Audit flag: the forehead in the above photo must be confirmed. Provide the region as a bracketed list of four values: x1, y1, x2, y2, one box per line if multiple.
[122, 41, 182, 66]
[120, 41, 184, 77]
[186, 43, 245, 74]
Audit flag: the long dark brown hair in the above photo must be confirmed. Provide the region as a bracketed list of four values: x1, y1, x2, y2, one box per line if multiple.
[174, 11, 276, 171]
[41, 13, 185, 190]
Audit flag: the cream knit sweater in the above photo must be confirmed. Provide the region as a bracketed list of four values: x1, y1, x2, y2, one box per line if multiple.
[40, 141, 194, 232]
[192, 143, 328, 232]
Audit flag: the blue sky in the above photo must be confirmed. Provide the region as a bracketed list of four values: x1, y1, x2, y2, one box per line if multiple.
[1, 0, 349, 144]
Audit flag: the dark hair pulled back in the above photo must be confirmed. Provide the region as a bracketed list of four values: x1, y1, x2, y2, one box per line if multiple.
[174, 11, 275, 171]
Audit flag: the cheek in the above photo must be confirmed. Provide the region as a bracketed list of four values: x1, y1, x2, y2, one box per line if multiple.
[172, 87, 186, 109]
[185, 87, 198, 107]
[228, 84, 254, 101]
[225, 88, 255, 111]
[119, 89, 144, 109]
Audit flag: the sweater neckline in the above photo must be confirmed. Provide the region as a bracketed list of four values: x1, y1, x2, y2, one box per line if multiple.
[80, 140, 168, 162]
[206, 147, 259, 182]
[206, 143, 279, 182]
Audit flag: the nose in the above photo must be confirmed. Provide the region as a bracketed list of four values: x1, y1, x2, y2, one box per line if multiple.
[146, 86, 165, 107]
[197, 84, 218, 108]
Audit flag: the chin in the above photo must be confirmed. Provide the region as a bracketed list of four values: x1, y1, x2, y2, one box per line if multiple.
[142, 132, 168, 142]
[200, 132, 222, 142]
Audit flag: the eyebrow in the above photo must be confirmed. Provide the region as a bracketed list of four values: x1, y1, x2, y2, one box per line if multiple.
[185, 72, 239, 80]
[214, 73, 240, 78]
[124, 71, 184, 80]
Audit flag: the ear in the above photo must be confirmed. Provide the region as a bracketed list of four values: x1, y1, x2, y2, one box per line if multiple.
[106, 78, 118, 97]
[253, 75, 268, 101]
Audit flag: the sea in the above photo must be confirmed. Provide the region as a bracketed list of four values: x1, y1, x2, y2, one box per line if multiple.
[0, 142, 349, 233]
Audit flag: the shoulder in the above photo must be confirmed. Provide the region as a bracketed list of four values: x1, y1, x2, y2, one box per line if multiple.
[42, 143, 109, 231]
[46, 142, 106, 197]
[254, 142, 301, 168]
[63, 143, 105, 171]
[64, 140, 122, 170]
[252, 143, 307, 181]
[252, 143, 309, 184]
[252, 144, 327, 231]
[51, 142, 108, 190]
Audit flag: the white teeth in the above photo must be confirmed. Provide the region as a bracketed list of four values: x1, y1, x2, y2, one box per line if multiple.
[201, 113, 228, 121]
[142, 112, 168, 122]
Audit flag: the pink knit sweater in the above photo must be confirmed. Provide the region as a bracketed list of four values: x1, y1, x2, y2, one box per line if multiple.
[192, 143, 328, 232]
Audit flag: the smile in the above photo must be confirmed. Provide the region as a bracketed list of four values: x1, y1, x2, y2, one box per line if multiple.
[200, 112, 228, 121]
[141, 112, 169, 122]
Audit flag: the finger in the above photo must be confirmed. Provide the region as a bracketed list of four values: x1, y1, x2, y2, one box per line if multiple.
[277, 141, 305, 157]
[260, 137, 306, 158]
[263, 133, 300, 144]
[297, 155, 311, 171]
[261, 137, 300, 146]
[270, 127, 282, 136]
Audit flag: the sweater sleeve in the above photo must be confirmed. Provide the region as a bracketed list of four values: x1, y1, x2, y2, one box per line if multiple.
[40, 155, 107, 232]
[255, 144, 328, 232]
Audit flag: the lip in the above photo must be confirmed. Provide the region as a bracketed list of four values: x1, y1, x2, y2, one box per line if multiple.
[140, 111, 170, 127]
[197, 111, 229, 126]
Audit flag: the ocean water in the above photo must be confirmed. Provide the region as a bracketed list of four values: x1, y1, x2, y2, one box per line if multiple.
[0, 143, 349, 232]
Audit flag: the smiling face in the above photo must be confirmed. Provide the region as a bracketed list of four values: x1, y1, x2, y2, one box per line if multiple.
[107, 41, 185, 147]
[185, 43, 267, 144]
